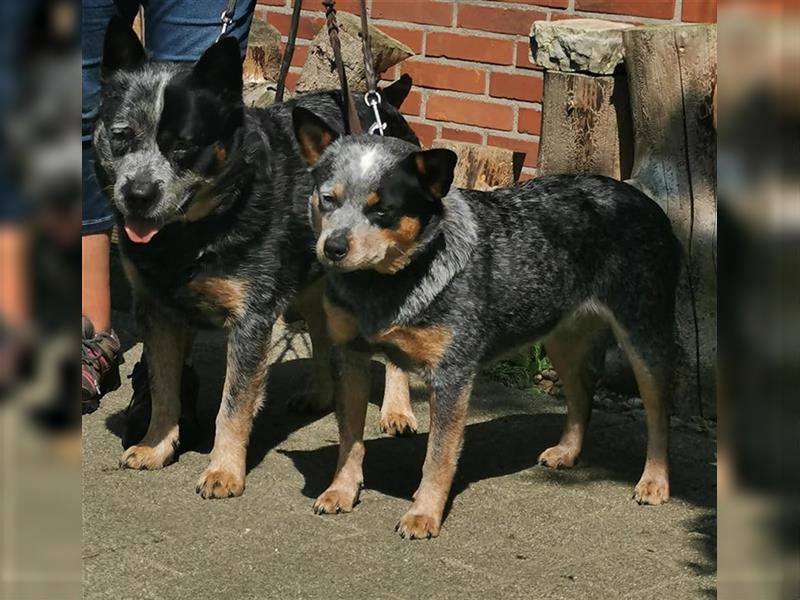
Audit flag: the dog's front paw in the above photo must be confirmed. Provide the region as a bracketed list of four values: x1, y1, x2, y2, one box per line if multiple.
[313, 486, 360, 514]
[119, 438, 177, 470]
[633, 475, 670, 505]
[396, 510, 440, 540]
[380, 411, 418, 437]
[196, 468, 245, 499]
[538, 444, 578, 469]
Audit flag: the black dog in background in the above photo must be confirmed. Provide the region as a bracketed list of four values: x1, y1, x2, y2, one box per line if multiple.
[93, 17, 417, 498]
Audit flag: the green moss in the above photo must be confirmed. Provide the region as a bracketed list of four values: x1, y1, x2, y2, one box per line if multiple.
[481, 344, 551, 389]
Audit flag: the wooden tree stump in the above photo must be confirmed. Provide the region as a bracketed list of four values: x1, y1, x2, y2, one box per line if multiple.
[296, 12, 413, 94]
[532, 19, 635, 179]
[624, 24, 717, 417]
[431, 140, 514, 191]
[538, 71, 633, 179]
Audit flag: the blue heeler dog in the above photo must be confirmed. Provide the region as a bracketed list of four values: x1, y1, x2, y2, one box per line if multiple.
[292, 107, 682, 539]
[92, 17, 420, 498]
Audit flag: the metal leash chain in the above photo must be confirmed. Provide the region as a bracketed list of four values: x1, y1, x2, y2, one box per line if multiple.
[359, 0, 385, 135]
[217, 0, 238, 41]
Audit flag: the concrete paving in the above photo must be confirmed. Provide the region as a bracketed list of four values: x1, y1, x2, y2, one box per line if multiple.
[83, 312, 716, 599]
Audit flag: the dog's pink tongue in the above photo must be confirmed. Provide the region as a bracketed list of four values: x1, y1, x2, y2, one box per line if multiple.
[124, 219, 161, 244]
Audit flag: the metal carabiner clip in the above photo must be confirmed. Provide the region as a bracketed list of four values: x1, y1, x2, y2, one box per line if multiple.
[217, 9, 234, 42]
[364, 91, 387, 136]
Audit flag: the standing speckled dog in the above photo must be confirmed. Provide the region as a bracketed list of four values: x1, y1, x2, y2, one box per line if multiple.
[92, 18, 419, 498]
[293, 107, 682, 539]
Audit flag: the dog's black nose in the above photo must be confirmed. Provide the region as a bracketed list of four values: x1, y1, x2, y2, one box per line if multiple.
[323, 231, 350, 262]
[124, 177, 160, 208]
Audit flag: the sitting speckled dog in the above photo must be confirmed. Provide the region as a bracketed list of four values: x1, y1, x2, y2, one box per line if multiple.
[292, 107, 682, 539]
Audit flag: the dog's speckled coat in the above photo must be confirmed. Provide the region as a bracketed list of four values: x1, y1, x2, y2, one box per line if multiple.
[92, 18, 418, 498]
[293, 111, 682, 539]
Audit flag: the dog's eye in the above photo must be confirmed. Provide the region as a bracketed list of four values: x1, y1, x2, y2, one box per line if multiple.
[320, 194, 338, 210]
[110, 126, 134, 141]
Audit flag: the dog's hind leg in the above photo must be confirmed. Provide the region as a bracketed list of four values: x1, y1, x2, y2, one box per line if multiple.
[289, 279, 334, 414]
[379, 362, 418, 436]
[538, 315, 608, 469]
[120, 306, 189, 470]
[196, 319, 273, 499]
[608, 317, 673, 506]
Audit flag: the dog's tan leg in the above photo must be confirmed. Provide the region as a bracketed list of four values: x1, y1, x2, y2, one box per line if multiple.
[120, 308, 188, 470]
[628, 355, 670, 505]
[609, 319, 671, 505]
[379, 362, 417, 436]
[288, 279, 334, 413]
[538, 319, 607, 469]
[196, 326, 271, 499]
[396, 379, 472, 539]
[313, 349, 371, 514]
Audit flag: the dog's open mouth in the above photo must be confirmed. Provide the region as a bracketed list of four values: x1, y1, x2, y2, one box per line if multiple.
[124, 217, 162, 244]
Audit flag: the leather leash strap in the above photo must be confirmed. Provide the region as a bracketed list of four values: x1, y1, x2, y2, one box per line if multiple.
[323, 0, 362, 134]
[275, 0, 303, 103]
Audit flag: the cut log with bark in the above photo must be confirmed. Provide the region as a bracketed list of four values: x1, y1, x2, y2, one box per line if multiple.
[296, 12, 413, 94]
[538, 71, 633, 179]
[431, 140, 514, 191]
[242, 20, 283, 108]
[532, 19, 635, 180]
[623, 24, 717, 418]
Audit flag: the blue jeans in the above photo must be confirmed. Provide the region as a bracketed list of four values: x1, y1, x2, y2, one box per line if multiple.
[81, 0, 256, 234]
[0, 2, 40, 223]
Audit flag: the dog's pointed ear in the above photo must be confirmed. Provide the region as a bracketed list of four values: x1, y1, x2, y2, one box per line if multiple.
[381, 74, 413, 109]
[102, 16, 146, 78]
[404, 149, 458, 200]
[192, 37, 242, 97]
[292, 106, 339, 166]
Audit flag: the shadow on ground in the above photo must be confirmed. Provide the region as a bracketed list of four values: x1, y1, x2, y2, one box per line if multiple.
[95, 314, 716, 597]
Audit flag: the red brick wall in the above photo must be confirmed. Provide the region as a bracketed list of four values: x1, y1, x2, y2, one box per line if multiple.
[256, 0, 716, 180]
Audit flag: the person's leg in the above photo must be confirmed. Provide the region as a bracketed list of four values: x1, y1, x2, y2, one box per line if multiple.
[81, 232, 110, 332]
[80, 0, 139, 412]
[142, 0, 255, 62]
[81, 0, 138, 333]
[0, 226, 29, 328]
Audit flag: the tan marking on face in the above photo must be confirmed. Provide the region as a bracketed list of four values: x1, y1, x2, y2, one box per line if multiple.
[214, 143, 227, 164]
[323, 295, 361, 344]
[187, 277, 248, 322]
[310, 191, 322, 234]
[369, 324, 451, 368]
[366, 191, 380, 207]
[182, 183, 222, 222]
[374, 216, 421, 273]
[324, 216, 421, 274]
[333, 183, 345, 198]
